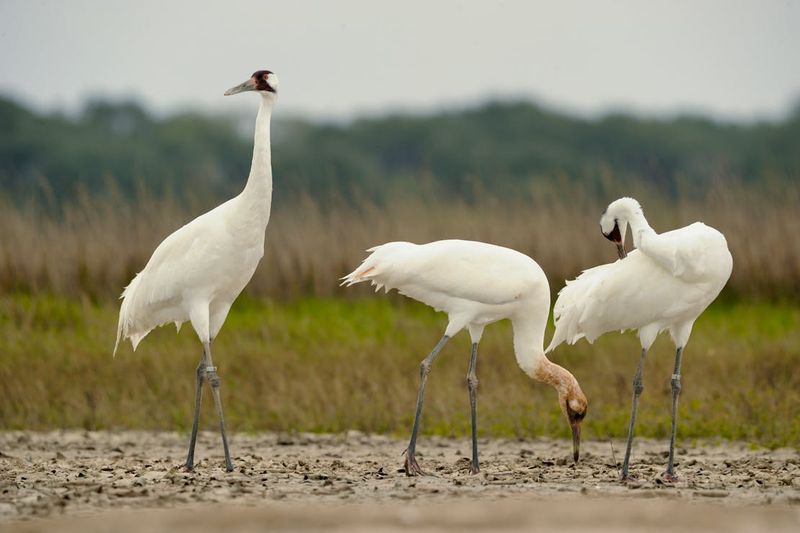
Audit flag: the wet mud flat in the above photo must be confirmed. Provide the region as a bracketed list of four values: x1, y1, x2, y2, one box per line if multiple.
[1, 431, 799, 531]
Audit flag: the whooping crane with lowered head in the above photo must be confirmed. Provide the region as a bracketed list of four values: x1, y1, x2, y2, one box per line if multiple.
[114, 70, 280, 472]
[546, 197, 732, 481]
[343, 239, 588, 475]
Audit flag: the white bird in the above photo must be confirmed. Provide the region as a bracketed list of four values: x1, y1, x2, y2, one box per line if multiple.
[114, 70, 280, 472]
[546, 197, 732, 481]
[343, 239, 588, 475]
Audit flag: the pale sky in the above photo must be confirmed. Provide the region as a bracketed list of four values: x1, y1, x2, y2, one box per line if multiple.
[1, 0, 799, 121]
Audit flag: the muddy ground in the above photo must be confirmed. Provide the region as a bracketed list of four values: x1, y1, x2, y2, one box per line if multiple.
[1, 431, 799, 531]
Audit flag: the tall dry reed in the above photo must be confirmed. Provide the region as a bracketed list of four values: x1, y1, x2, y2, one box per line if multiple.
[1, 180, 798, 300]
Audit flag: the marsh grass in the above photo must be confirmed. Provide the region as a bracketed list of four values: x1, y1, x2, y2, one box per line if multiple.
[1, 180, 798, 444]
[1, 294, 798, 447]
[1, 179, 799, 300]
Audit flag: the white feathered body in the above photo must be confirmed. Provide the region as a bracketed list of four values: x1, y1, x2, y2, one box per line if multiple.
[115, 196, 268, 352]
[547, 222, 732, 352]
[115, 95, 274, 354]
[343, 240, 549, 335]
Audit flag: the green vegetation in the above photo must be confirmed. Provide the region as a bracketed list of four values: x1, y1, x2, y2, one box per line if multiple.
[1, 294, 797, 447]
[3, 95, 799, 204]
[2, 94, 798, 443]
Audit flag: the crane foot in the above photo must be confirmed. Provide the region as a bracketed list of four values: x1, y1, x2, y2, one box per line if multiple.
[620, 473, 640, 484]
[403, 449, 427, 476]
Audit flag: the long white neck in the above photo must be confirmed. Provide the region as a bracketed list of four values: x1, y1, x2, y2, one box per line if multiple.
[511, 314, 547, 378]
[625, 206, 656, 249]
[510, 303, 575, 396]
[239, 95, 275, 226]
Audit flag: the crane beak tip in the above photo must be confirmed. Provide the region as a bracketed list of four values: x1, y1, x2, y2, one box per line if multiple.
[224, 79, 256, 96]
[571, 423, 581, 463]
[616, 242, 627, 259]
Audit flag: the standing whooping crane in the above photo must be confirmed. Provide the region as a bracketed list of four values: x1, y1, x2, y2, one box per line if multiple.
[114, 70, 280, 472]
[546, 197, 732, 481]
[343, 239, 588, 475]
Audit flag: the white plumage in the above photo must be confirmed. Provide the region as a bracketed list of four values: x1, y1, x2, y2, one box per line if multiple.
[344, 239, 587, 475]
[114, 195, 268, 352]
[547, 222, 732, 352]
[114, 70, 279, 472]
[547, 197, 732, 481]
[344, 240, 542, 320]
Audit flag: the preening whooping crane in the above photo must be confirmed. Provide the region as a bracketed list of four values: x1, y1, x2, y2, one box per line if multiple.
[343, 239, 588, 475]
[114, 70, 280, 472]
[547, 197, 732, 481]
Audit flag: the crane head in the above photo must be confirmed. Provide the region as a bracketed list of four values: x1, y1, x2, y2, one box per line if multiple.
[600, 198, 638, 259]
[224, 70, 280, 96]
[562, 392, 588, 463]
[601, 219, 627, 260]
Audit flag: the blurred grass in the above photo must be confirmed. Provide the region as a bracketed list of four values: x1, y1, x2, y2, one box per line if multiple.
[1, 293, 797, 448]
[2, 179, 799, 300]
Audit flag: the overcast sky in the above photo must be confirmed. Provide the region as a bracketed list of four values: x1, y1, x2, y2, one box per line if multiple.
[1, 0, 799, 121]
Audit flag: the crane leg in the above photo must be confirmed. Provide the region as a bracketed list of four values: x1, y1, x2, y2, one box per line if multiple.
[404, 335, 449, 476]
[665, 346, 684, 482]
[183, 356, 206, 471]
[466, 342, 480, 474]
[621, 348, 647, 481]
[203, 341, 234, 472]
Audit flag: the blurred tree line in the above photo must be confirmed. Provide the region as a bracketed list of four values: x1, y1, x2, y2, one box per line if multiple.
[1, 94, 799, 205]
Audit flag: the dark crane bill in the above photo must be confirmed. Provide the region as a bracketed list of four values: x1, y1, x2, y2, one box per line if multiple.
[603, 221, 627, 259]
[615, 241, 627, 260]
[572, 422, 581, 462]
[566, 403, 584, 463]
[224, 78, 257, 96]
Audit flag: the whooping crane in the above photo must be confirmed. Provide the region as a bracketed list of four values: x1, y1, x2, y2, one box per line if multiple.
[547, 197, 732, 481]
[343, 239, 588, 475]
[114, 70, 280, 472]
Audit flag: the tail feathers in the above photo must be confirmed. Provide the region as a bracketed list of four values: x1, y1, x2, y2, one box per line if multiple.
[113, 328, 123, 358]
[113, 272, 148, 357]
[114, 323, 150, 357]
[340, 264, 389, 293]
[341, 242, 410, 291]
[340, 265, 376, 287]
[545, 302, 587, 353]
[545, 266, 606, 353]
[544, 331, 563, 354]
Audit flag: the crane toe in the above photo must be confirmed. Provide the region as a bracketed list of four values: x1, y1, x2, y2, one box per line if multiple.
[662, 472, 679, 483]
[620, 473, 642, 485]
[403, 450, 427, 476]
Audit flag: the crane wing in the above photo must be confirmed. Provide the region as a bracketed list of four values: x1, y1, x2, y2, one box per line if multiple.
[114, 206, 232, 354]
[637, 223, 728, 282]
[546, 249, 710, 352]
[342, 240, 542, 307]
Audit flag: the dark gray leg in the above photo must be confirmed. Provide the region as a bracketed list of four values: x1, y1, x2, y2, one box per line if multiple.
[621, 348, 647, 481]
[184, 356, 206, 471]
[467, 342, 480, 474]
[665, 346, 684, 481]
[404, 335, 449, 476]
[203, 341, 233, 472]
